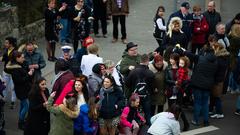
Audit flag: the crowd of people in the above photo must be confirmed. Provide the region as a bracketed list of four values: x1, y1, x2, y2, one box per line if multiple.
[0, 0, 240, 135]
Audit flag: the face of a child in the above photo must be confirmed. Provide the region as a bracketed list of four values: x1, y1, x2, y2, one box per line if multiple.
[75, 81, 83, 92]
[170, 58, 176, 66]
[39, 80, 47, 91]
[158, 9, 164, 17]
[179, 59, 185, 68]
[131, 98, 140, 108]
[103, 78, 112, 89]
[4, 40, 10, 49]
[48, 1, 56, 9]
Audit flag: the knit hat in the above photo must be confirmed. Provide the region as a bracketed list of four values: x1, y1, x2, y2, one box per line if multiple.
[92, 63, 106, 74]
[83, 36, 94, 48]
[154, 54, 163, 63]
[181, 2, 190, 9]
[125, 42, 138, 52]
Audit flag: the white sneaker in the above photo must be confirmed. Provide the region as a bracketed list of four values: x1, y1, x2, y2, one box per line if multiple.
[210, 114, 224, 119]
[170, 95, 177, 100]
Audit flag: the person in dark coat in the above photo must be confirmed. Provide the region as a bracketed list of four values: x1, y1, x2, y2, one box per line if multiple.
[228, 24, 240, 93]
[125, 54, 155, 126]
[188, 47, 218, 126]
[97, 75, 125, 135]
[225, 13, 240, 35]
[93, 0, 108, 37]
[6, 51, 33, 130]
[168, 2, 193, 43]
[203, 1, 221, 35]
[45, 0, 66, 61]
[153, 6, 167, 55]
[209, 43, 229, 119]
[70, 0, 91, 53]
[23, 42, 46, 82]
[24, 77, 50, 135]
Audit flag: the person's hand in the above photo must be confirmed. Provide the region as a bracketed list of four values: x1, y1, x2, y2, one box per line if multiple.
[154, 88, 158, 93]
[197, 27, 200, 31]
[128, 66, 135, 70]
[74, 16, 81, 22]
[59, 3, 67, 11]
[50, 91, 56, 98]
[28, 68, 34, 76]
[132, 120, 139, 129]
[43, 102, 48, 107]
[115, 104, 118, 109]
[32, 64, 39, 69]
[103, 0, 107, 3]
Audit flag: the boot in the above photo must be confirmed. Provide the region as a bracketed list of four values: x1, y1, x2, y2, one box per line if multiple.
[18, 120, 25, 130]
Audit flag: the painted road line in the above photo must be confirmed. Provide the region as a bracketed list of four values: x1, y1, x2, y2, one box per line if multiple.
[181, 126, 219, 135]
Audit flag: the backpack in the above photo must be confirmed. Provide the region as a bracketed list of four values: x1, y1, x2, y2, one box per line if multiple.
[133, 78, 148, 98]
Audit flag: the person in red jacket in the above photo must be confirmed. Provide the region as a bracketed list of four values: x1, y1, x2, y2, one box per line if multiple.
[191, 5, 209, 54]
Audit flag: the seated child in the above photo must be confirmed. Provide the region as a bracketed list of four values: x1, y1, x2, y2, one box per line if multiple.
[120, 93, 145, 135]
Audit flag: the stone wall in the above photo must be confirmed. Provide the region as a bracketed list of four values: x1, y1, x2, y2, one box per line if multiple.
[0, 6, 44, 48]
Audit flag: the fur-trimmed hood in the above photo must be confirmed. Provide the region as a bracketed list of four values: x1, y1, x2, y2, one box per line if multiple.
[18, 43, 38, 53]
[167, 17, 183, 38]
[6, 62, 22, 69]
[59, 104, 79, 118]
[215, 48, 230, 57]
[148, 61, 168, 73]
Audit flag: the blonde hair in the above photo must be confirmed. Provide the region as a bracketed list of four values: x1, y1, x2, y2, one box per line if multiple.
[87, 44, 99, 54]
[230, 24, 240, 38]
[179, 56, 190, 68]
[167, 17, 183, 38]
[104, 60, 115, 69]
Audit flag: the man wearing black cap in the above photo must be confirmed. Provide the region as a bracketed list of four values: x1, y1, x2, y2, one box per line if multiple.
[168, 2, 193, 44]
[119, 42, 141, 78]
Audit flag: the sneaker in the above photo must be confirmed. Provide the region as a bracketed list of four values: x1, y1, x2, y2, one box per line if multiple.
[191, 120, 199, 126]
[103, 34, 107, 38]
[209, 111, 214, 115]
[203, 121, 210, 127]
[234, 110, 240, 115]
[169, 95, 177, 100]
[112, 38, 118, 43]
[210, 114, 224, 119]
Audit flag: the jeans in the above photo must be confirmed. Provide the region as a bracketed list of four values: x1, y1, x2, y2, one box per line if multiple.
[2, 71, 16, 102]
[193, 89, 210, 123]
[112, 15, 126, 40]
[60, 18, 71, 43]
[141, 96, 151, 126]
[228, 72, 240, 91]
[19, 99, 29, 122]
[236, 96, 240, 110]
[215, 97, 223, 114]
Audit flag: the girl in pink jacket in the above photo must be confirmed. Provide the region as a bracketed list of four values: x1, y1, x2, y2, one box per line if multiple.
[120, 93, 145, 135]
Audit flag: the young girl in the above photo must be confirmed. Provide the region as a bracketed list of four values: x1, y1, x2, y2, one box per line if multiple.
[120, 93, 145, 135]
[170, 56, 190, 100]
[47, 91, 79, 135]
[153, 6, 166, 55]
[24, 77, 50, 135]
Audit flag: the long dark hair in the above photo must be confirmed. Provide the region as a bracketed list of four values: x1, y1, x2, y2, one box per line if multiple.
[103, 74, 117, 89]
[72, 78, 89, 102]
[154, 6, 165, 21]
[28, 77, 46, 100]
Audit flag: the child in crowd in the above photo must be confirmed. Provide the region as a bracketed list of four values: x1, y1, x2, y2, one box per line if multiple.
[170, 56, 190, 100]
[47, 91, 79, 135]
[120, 93, 145, 135]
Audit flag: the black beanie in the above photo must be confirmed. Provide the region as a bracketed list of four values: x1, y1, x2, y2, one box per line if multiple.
[92, 63, 105, 74]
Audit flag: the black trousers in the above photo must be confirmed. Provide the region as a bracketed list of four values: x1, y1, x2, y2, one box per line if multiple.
[112, 15, 126, 39]
[93, 16, 107, 35]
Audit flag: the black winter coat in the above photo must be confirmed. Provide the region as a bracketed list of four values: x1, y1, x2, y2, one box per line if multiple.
[190, 53, 218, 90]
[162, 31, 188, 49]
[99, 87, 124, 119]
[6, 62, 32, 100]
[24, 89, 50, 135]
[93, 0, 107, 18]
[203, 10, 221, 35]
[125, 65, 155, 98]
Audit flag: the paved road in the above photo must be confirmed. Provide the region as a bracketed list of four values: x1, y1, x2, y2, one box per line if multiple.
[2, 0, 240, 134]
